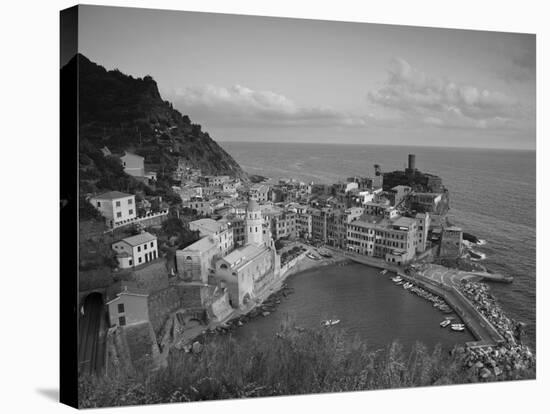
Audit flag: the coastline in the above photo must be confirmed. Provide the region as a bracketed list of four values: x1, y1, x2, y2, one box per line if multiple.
[174, 249, 349, 351]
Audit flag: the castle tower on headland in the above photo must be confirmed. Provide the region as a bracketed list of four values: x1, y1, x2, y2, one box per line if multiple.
[406, 154, 416, 174]
[245, 198, 263, 246]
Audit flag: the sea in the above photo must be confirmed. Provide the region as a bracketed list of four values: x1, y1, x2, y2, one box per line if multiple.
[220, 142, 536, 350]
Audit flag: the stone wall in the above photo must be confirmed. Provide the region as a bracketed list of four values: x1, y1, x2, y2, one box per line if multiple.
[201, 285, 233, 321]
[148, 284, 203, 335]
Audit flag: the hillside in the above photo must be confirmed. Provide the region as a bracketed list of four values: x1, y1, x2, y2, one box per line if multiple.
[63, 53, 247, 198]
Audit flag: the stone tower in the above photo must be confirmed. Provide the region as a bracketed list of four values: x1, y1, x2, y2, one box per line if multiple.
[245, 198, 263, 246]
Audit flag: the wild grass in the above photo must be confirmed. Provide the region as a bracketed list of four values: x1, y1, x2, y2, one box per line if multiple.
[78, 320, 535, 408]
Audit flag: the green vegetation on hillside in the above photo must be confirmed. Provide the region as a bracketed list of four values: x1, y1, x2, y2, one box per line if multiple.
[66, 53, 246, 199]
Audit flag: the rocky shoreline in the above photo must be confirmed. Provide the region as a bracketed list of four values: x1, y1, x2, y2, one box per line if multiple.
[456, 280, 534, 380]
[178, 254, 348, 352]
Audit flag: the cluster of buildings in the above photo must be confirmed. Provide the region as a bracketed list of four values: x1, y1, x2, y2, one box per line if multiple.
[87, 153, 463, 330]
[170, 154, 461, 283]
[176, 199, 281, 309]
[89, 190, 169, 229]
[101, 147, 157, 184]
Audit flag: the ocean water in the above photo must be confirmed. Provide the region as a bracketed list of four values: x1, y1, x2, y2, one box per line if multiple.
[220, 142, 536, 349]
[232, 263, 475, 351]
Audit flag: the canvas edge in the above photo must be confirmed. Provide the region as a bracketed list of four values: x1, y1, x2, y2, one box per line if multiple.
[60, 4, 79, 409]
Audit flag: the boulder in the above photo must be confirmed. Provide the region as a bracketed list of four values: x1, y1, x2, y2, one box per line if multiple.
[192, 341, 203, 353]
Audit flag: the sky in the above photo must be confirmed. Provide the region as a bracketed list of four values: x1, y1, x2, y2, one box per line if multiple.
[78, 5, 536, 150]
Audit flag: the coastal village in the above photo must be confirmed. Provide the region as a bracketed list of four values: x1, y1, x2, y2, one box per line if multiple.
[79, 150, 533, 382]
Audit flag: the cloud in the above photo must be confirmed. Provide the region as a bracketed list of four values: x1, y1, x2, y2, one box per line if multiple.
[170, 84, 369, 128]
[368, 58, 525, 130]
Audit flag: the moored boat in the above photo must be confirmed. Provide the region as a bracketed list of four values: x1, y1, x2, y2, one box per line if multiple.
[451, 324, 465, 332]
[440, 320, 451, 328]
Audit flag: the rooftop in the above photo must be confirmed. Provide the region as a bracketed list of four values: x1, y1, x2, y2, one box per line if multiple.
[93, 191, 133, 200]
[392, 216, 417, 228]
[121, 151, 144, 160]
[178, 235, 218, 253]
[106, 281, 149, 303]
[190, 218, 226, 235]
[118, 232, 157, 247]
[221, 244, 265, 268]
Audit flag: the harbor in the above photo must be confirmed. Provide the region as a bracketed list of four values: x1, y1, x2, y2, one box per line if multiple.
[226, 261, 475, 350]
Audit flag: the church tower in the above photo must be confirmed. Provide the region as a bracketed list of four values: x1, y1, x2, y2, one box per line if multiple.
[245, 198, 263, 246]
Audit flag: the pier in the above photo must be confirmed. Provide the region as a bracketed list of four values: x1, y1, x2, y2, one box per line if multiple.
[337, 250, 506, 348]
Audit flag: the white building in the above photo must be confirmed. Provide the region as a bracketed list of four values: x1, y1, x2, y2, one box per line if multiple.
[212, 198, 280, 309]
[347, 215, 418, 265]
[120, 152, 145, 177]
[112, 232, 158, 269]
[249, 184, 270, 202]
[176, 236, 220, 282]
[106, 285, 149, 327]
[90, 191, 137, 228]
[415, 213, 431, 253]
[189, 218, 234, 256]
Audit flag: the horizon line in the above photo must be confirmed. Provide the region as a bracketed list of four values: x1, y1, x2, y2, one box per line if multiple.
[216, 139, 536, 152]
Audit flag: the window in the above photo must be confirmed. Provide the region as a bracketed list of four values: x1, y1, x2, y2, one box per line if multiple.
[129, 209, 134, 215]
[150, 242, 154, 247]
[137, 246, 141, 252]
[128, 198, 133, 205]
[116, 201, 121, 207]
[116, 212, 122, 218]
[118, 303, 125, 313]
[96, 202, 101, 207]
[144, 244, 148, 250]
[119, 316, 126, 326]
[138, 257, 142, 264]
[129, 259, 132, 266]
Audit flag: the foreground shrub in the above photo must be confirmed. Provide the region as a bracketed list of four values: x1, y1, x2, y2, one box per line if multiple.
[78, 322, 535, 408]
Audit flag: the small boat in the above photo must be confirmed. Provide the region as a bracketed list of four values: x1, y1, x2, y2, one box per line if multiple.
[329, 319, 340, 326]
[380, 269, 388, 275]
[440, 320, 451, 328]
[322, 319, 341, 327]
[451, 324, 465, 332]
[391, 276, 403, 283]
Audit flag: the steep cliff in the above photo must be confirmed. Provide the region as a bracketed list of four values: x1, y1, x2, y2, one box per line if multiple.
[63, 53, 247, 198]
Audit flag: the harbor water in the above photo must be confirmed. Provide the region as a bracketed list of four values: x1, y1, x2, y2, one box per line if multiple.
[232, 263, 475, 350]
[221, 142, 536, 349]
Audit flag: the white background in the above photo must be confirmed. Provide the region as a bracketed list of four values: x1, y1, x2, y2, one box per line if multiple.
[0, 0, 547, 412]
